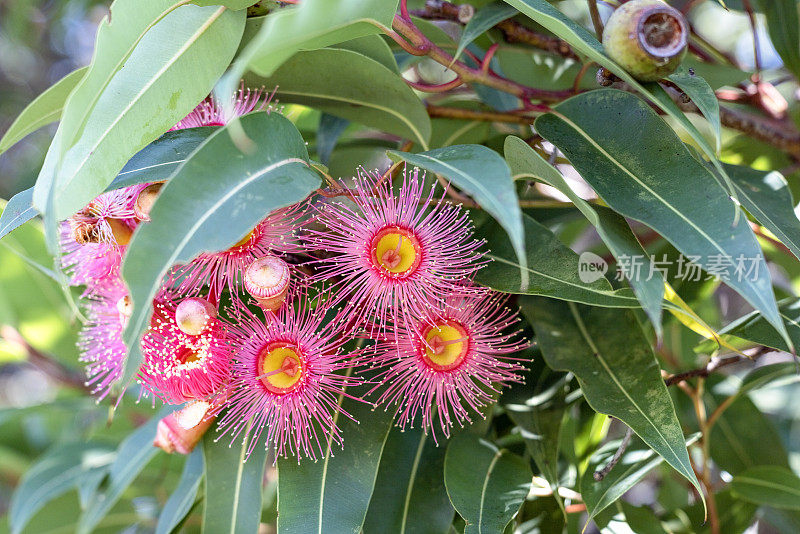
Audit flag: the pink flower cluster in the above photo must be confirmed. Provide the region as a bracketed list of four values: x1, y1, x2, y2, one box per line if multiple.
[66, 86, 529, 460]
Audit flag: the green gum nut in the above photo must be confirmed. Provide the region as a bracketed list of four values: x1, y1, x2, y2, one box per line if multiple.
[602, 0, 688, 82]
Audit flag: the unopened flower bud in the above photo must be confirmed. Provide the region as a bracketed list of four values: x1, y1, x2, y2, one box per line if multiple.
[153, 401, 215, 455]
[134, 183, 163, 221]
[244, 255, 290, 312]
[602, 0, 687, 82]
[175, 297, 217, 336]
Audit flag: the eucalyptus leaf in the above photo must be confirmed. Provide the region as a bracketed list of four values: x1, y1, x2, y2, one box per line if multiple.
[9, 442, 115, 534]
[77, 408, 167, 534]
[717, 298, 800, 352]
[122, 112, 321, 386]
[757, 0, 800, 80]
[668, 66, 721, 152]
[454, 3, 518, 61]
[363, 427, 454, 534]
[106, 126, 218, 191]
[725, 163, 800, 261]
[580, 433, 700, 524]
[222, 0, 399, 101]
[387, 145, 527, 288]
[50, 5, 245, 220]
[316, 114, 350, 167]
[0, 188, 36, 242]
[521, 297, 703, 502]
[202, 428, 268, 534]
[444, 433, 532, 534]
[535, 89, 789, 347]
[276, 397, 394, 534]
[476, 213, 641, 307]
[246, 48, 431, 147]
[157, 448, 204, 534]
[731, 466, 800, 510]
[0, 66, 87, 156]
[504, 135, 664, 335]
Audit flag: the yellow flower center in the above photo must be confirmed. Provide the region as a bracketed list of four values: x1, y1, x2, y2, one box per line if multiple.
[371, 227, 421, 277]
[422, 322, 470, 371]
[258, 343, 304, 394]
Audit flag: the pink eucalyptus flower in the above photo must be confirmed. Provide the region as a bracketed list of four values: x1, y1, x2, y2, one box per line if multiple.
[78, 275, 131, 400]
[368, 290, 528, 440]
[172, 206, 304, 301]
[60, 185, 142, 286]
[215, 297, 360, 460]
[306, 168, 486, 332]
[170, 84, 275, 130]
[138, 295, 232, 404]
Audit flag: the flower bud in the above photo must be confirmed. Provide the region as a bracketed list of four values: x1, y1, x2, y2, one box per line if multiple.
[602, 0, 687, 82]
[134, 183, 163, 222]
[175, 297, 217, 336]
[153, 401, 215, 455]
[244, 255, 290, 312]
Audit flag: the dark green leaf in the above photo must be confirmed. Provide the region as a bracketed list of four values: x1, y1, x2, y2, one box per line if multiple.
[678, 489, 758, 534]
[332, 34, 398, 72]
[521, 297, 703, 502]
[725, 163, 800, 261]
[535, 89, 788, 346]
[0, 188, 36, 242]
[503, 0, 732, 190]
[706, 390, 790, 475]
[738, 362, 799, 394]
[580, 433, 700, 524]
[77, 409, 166, 534]
[106, 127, 218, 191]
[731, 466, 800, 510]
[504, 135, 664, 335]
[0, 66, 86, 156]
[246, 48, 430, 147]
[157, 448, 204, 534]
[202, 427, 268, 534]
[222, 0, 399, 97]
[668, 66, 720, 151]
[444, 433, 531, 534]
[364, 427, 454, 534]
[44, 5, 245, 220]
[454, 3, 518, 61]
[316, 114, 350, 166]
[717, 298, 800, 352]
[276, 397, 394, 533]
[9, 442, 114, 534]
[476, 213, 641, 307]
[758, 0, 800, 80]
[387, 145, 527, 287]
[122, 112, 321, 385]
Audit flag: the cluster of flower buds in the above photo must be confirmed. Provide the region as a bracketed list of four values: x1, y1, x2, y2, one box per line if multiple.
[65, 85, 529, 460]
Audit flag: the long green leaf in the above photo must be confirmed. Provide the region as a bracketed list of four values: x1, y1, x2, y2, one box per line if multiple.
[122, 112, 320, 385]
[454, 3, 518, 61]
[9, 442, 115, 534]
[758, 0, 800, 80]
[731, 466, 800, 510]
[388, 145, 528, 288]
[717, 298, 800, 352]
[521, 297, 704, 505]
[476, 213, 641, 307]
[363, 427, 454, 534]
[504, 135, 664, 335]
[0, 67, 87, 156]
[725, 163, 800, 261]
[503, 0, 733, 190]
[202, 428, 268, 534]
[247, 48, 430, 147]
[668, 66, 721, 152]
[535, 89, 789, 347]
[50, 5, 244, 219]
[157, 448, 204, 534]
[220, 0, 399, 102]
[0, 188, 36, 242]
[77, 409, 167, 534]
[276, 397, 394, 534]
[444, 433, 532, 534]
